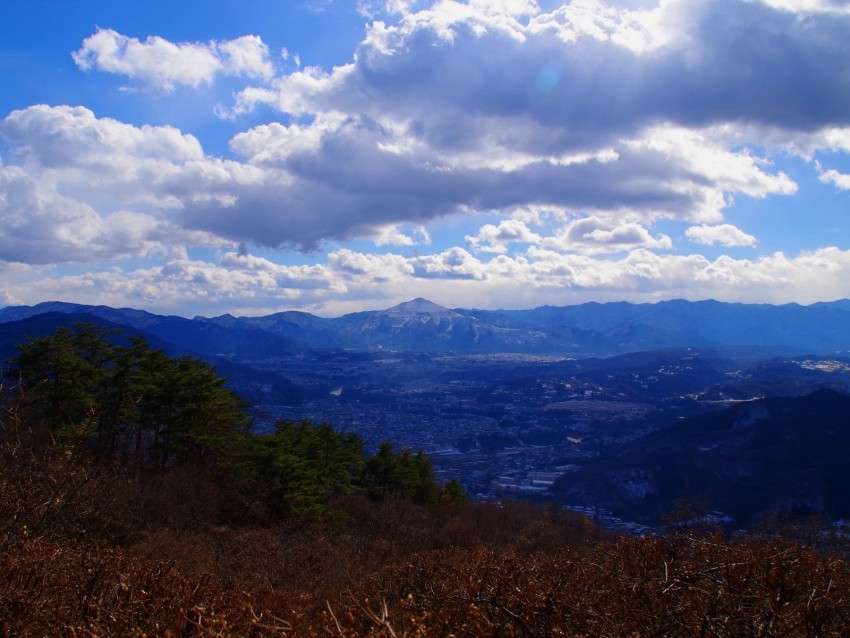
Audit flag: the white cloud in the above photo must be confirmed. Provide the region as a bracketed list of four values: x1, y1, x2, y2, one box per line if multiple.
[750, 0, 850, 15]
[51, 1, 849, 261]
[700, 124, 850, 161]
[220, 0, 817, 233]
[8, 252, 346, 317]
[218, 251, 343, 291]
[72, 29, 274, 90]
[686, 223, 758, 247]
[817, 165, 850, 190]
[3, 0, 850, 314]
[1, 104, 204, 166]
[229, 113, 347, 164]
[374, 224, 431, 246]
[540, 216, 673, 254]
[7, 244, 850, 316]
[234, 0, 850, 139]
[218, 36, 276, 78]
[327, 248, 415, 278]
[0, 106, 244, 263]
[1, 105, 714, 255]
[412, 247, 488, 280]
[466, 219, 542, 253]
[0, 97, 808, 264]
[628, 125, 798, 203]
[527, 0, 693, 53]
[0, 165, 186, 264]
[226, 63, 353, 118]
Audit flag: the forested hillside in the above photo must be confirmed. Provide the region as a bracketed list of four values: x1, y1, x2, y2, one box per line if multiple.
[2, 326, 849, 636]
[6, 324, 462, 514]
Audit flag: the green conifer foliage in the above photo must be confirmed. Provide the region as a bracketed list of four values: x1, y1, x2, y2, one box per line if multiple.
[9, 324, 248, 470]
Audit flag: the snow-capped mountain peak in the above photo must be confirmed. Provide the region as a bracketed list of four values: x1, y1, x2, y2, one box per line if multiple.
[379, 298, 460, 318]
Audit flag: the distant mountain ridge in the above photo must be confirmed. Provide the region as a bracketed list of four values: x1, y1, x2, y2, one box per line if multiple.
[2, 297, 850, 355]
[0, 309, 303, 407]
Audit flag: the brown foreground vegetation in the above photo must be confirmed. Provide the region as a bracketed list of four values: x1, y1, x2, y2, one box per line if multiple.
[2, 432, 850, 636]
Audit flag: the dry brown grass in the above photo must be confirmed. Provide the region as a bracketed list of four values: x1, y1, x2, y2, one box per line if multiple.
[315, 536, 850, 637]
[5, 529, 849, 636]
[0, 536, 294, 637]
[2, 423, 849, 636]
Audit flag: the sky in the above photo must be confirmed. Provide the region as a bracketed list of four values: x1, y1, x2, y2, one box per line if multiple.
[2, 0, 850, 317]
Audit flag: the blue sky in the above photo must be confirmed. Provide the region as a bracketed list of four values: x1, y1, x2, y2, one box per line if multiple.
[2, 0, 850, 317]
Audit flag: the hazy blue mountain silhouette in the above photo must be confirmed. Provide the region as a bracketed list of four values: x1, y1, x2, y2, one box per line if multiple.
[0, 310, 302, 406]
[2, 298, 850, 355]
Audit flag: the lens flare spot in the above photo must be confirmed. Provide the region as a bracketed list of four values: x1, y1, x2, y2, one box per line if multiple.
[535, 65, 561, 93]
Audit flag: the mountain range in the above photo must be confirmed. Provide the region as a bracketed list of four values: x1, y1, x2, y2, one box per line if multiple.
[2, 297, 850, 357]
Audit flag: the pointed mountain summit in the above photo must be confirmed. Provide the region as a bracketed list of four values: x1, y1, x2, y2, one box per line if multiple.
[380, 298, 460, 318]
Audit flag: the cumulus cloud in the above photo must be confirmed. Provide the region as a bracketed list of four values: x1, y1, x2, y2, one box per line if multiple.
[0, 165, 185, 264]
[73, 29, 274, 90]
[12, 251, 346, 316]
[466, 219, 542, 253]
[0, 106, 476, 250]
[3, 0, 850, 313]
[540, 216, 673, 254]
[1, 104, 204, 168]
[215, 0, 839, 246]
[7, 244, 850, 317]
[374, 224, 431, 246]
[817, 165, 850, 190]
[0, 105, 257, 242]
[235, 0, 850, 140]
[686, 223, 758, 247]
[12, 0, 847, 257]
[0, 107, 239, 264]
